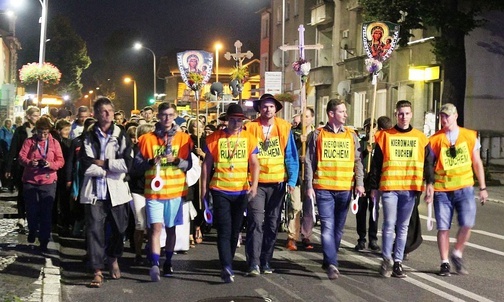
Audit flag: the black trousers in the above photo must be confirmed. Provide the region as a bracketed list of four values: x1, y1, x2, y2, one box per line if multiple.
[355, 195, 379, 243]
[85, 200, 129, 270]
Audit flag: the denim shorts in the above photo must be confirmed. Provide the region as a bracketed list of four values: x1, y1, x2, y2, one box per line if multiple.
[146, 197, 183, 228]
[434, 187, 476, 230]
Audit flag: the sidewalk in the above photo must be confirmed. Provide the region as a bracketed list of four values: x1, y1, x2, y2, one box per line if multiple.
[0, 191, 61, 302]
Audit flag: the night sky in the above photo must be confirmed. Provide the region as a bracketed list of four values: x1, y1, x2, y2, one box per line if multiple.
[8, 0, 270, 107]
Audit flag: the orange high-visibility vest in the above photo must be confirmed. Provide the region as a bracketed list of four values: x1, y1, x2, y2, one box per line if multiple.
[245, 117, 290, 183]
[138, 131, 192, 199]
[313, 127, 356, 191]
[375, 127, 428, 191]
[429, 127, 476, 191]
[206, 129, 258, 192]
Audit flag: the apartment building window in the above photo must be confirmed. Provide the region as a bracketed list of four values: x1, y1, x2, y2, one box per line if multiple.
[276, 5, 282, 24]
[293, 0, 299, 17]
[353, 91, 366, 127]
[285, 0, 290, 21]
[261, 15, 270, 39]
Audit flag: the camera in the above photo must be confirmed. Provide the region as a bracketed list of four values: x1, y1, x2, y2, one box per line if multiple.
[37, 160, 47, 168]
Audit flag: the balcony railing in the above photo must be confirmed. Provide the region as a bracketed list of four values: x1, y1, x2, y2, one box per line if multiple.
[308, 66, 333, 86]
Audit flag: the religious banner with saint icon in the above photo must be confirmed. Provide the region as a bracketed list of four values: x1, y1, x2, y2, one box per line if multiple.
[177, 50, 214, 88]
[361, 21, 400, 173]
[362, 21, 400, 63]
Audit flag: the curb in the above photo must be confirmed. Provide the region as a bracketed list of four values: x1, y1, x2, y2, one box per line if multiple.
[42, 237, 62, 302]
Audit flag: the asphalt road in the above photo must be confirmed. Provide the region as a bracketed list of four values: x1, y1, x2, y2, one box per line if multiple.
[59, 198, 504, 302]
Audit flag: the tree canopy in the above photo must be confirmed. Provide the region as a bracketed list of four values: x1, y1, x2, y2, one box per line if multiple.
[46, 15, 91, 101]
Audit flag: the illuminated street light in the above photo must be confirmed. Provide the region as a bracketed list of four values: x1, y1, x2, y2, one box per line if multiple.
[133, 42, 157, 99]
[124, 77, 138, 111]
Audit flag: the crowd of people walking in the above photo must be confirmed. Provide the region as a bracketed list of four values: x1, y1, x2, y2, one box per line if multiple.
[1, 95, 487, 286]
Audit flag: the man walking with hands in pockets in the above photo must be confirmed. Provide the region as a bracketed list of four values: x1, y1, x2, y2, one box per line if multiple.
[305, 99, 365, 280]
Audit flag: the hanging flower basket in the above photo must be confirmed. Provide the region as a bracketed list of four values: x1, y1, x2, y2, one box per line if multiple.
[187, 71, 203, 91]
[19, 62, 62, 85]
[274, 93, 297, 103]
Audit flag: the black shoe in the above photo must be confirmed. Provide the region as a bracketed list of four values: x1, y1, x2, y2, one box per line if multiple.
[369, 241, 381, 252]
[27, 232, 36, 244]
[392, 261, 406, 278]
[163, 262, 173, 277]
[450, 254, 468, 275]
[354, 241, 366, 251]
[439, 263, 451, 277]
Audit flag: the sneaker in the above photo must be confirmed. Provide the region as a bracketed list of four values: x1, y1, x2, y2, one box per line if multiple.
[221, 267, 235, 283]
[439, 263, 451, 277]
[245, 265, 260, 277]
[149, 265, 160, 282]
[327, 264, 340, 280]
[286, 239, 297, 251]
[450, 254, 468, 275]
[379, 258, 393, 278]
[262, 263, 273, 274]
[302, 238, 314, 250]
[369, 241, 381, 252]
[354, 241, 366, 251]
[163, 262, 173, 277]
[392, 261, 407, 278]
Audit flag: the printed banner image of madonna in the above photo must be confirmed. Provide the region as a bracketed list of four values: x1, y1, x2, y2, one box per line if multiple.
[177, 50, 214, 87]
[362, 21, 400, 62]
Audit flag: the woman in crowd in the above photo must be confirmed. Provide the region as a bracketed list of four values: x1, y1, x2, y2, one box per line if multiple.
[18, 117, 64, 252]
[128, 123, 155, 264]
[186, 118, 206, 245]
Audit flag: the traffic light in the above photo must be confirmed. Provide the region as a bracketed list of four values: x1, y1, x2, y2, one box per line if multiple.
[149, 98, 155, 104]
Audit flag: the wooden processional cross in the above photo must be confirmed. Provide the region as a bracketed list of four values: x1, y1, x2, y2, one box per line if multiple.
[280, 25, 323, 179]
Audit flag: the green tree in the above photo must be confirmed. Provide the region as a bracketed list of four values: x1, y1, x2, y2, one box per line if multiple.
[360, 0, 504, 126]
[46, 15, 91, 100]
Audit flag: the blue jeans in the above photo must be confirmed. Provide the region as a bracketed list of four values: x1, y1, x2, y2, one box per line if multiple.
[434, 186, 476, 230]
[211, 190, 248, 270]
[316, 189, 351, 267]
[381, 191, 416, 262]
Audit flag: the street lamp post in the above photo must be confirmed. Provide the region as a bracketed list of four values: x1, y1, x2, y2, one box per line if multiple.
[215, 42, 222, 83]
[214, 42, 222, 117]
[124, 77, 138, 111]
[133, 43, 156, 98]
[88, 90, 94, 109]
[37, 0, 49, 105]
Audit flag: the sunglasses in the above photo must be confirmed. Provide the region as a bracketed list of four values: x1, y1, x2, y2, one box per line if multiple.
[449, 145, 457, 158]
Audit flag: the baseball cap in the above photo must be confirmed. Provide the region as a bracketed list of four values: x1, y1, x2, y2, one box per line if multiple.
[440, 103, 457, 116]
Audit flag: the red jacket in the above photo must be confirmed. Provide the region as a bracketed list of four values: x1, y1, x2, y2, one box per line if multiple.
[18, 134, 64, 185]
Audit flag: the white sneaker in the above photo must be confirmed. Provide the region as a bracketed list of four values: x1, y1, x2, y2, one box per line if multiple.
[150, 265, 160, 282]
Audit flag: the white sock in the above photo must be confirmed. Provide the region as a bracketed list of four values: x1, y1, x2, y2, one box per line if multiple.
[441, 259, 449, 264]
[452, 249, 462, 258]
